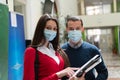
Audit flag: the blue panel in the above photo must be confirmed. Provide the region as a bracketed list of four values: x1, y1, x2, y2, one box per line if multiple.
[8, 12, 26, 80]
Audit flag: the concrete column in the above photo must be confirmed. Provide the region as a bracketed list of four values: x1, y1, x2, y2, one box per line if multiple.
[8, 0, 14, 11]
[113, 0, 117, 12]
[25, 0, 42, 40]
[80, 0, 85, 15]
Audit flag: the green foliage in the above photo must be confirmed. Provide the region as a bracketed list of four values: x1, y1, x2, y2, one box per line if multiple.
[113, 26, 119, 52]
[82, 30, 86, 41]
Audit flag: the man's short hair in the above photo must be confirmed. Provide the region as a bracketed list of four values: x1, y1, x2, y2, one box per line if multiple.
[66, 16, 83, 27]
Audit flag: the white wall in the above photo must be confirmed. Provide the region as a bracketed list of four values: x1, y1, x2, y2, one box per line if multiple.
[79, 13, 120, 28]
[0, 0, 6, 4]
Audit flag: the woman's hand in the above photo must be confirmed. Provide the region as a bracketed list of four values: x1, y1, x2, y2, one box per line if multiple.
[56, 67, 79, 78]
[69, 73, 85, 80]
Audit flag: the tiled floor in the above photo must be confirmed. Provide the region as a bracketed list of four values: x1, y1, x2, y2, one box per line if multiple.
[108, 78, 120, 80]
[101, 52, 120, 80]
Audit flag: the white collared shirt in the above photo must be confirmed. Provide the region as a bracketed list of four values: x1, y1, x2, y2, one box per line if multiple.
[37, 43, 60, 65]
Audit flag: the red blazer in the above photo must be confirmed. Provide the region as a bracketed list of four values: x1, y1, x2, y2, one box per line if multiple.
[23, 47, 65, 80]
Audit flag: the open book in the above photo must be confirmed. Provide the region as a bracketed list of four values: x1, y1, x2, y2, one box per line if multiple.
[73, 55, 102, 78]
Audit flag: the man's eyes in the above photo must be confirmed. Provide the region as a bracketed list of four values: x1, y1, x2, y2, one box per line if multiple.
[69, 27, 80, 30]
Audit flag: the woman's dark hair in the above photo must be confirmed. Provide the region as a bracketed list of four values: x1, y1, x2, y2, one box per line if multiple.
[31, 14, 59, 50]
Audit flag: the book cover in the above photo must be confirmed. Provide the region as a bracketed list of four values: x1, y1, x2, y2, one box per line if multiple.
[73, 55, 102, 77]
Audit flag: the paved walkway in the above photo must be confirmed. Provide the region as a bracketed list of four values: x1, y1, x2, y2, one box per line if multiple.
[101, 52, 120, 80]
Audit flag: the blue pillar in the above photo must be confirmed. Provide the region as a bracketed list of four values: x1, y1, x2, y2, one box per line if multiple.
[8, 12, 26, 80]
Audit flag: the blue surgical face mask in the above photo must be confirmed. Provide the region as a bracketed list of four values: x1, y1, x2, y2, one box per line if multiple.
[68, 30, 82, 43]
[44, 29, 57, 41]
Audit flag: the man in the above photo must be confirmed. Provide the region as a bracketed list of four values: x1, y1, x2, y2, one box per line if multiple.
[62, 16, 108, 80]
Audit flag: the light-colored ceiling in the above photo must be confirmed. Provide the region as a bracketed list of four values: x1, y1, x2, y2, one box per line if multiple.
[14, 0, 113, 6]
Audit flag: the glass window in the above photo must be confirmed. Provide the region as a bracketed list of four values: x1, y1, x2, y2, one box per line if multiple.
[86, 4, 111, 15]
[84, 0, 112, 15]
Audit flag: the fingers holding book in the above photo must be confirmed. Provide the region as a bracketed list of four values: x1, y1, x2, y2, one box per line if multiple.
[56, 67, 85, 79]
[69, 72, 85, 80]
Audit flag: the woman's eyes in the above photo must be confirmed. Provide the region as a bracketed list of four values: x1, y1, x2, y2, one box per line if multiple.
[45, 26, 57, 31]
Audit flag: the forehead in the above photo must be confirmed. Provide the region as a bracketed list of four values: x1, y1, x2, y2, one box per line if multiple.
[67, 20, 82, 27]
[46, 20, 57, 25]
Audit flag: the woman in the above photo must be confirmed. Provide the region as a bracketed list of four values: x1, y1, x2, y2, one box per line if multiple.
[23, 14, 85, 80]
